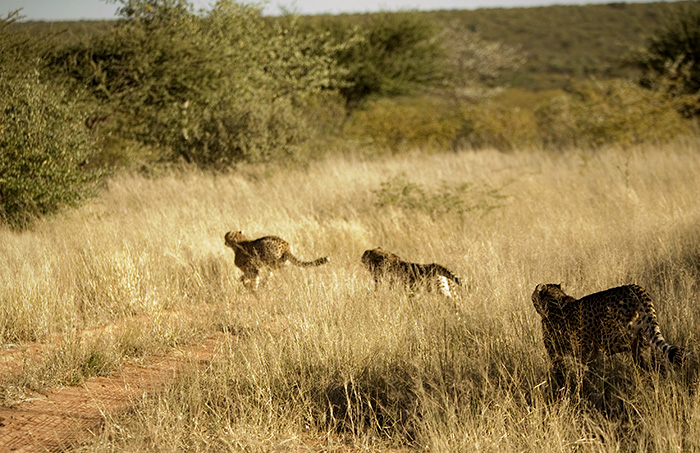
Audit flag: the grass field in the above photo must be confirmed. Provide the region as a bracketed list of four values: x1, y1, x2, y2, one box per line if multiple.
[3, 142, 700, 451]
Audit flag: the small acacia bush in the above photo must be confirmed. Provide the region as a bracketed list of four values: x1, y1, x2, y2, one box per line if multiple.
[0, 72, 102, 229]
[535, 79, 692, 149]
[373, 173, 507, 217]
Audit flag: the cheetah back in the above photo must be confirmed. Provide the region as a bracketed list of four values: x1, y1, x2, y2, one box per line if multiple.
[225, 231, 291, 269]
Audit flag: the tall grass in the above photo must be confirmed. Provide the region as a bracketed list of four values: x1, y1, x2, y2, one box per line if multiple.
[3, 142, 700, 450]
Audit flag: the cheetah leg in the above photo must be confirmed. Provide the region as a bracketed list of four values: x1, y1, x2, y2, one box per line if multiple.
[544, 340, 568, 390]
[260, 270, 273, 288]
[549, 358, 568, 391]
[372, 276, 382, 291]
[631, 332, 651, 370]
[240, 267, 261, 293]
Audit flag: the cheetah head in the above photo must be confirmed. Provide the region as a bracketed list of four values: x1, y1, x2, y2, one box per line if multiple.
[361, 248, 388, 269]
[361, 248, 379, 266]
[224, 230, 246, 248]
[532, 283, 570, 317]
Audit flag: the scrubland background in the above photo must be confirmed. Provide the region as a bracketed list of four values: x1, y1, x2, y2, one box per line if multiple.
[3, 0, 700, 451]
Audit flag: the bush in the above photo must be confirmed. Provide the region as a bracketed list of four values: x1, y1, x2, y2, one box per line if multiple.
[535, 79, 692, 149]
[49, 0, 341, 168]
[373, 173, 506, 217]
[0, 71, 102, 229]
[331, 12, 450, 107]
[305, 12, 524, 108]
[342, 97, 540, 152]
[636, 1, 700, 115]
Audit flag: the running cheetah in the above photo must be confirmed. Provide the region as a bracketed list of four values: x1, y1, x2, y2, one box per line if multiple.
[361, 247, 461, 298]
[224, 230, 329, 292]
[532, 283, 689, 380]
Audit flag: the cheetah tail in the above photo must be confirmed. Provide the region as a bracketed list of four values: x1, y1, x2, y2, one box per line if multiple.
[666, 345, 694, 367]
[641, 311, 690, 366]
[286, 253, 330, 267]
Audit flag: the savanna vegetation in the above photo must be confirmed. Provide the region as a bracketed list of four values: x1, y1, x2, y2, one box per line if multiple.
[2, 144, 700, 451]
[2, 0, 700, 450]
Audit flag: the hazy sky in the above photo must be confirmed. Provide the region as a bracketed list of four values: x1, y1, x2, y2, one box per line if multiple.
[2, 0, 672, 21]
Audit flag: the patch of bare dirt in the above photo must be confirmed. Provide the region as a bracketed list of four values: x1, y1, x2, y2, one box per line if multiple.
[0, 332, 228, 452]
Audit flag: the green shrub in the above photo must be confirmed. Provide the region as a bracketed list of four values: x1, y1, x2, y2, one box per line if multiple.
[0, 71, 102, 229]
[636, 1, 700, 115]
[49, 0, 341, 168]
[535, 79, 692, 149]
[331, 12, 450, 107]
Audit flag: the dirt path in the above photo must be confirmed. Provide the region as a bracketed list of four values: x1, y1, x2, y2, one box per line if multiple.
[0, 332, 229, 452]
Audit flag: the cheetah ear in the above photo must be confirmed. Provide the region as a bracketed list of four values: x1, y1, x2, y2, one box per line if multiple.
[535, 283, 546, 293]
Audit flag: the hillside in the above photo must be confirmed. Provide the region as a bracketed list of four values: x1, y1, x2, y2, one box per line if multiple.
[430, 2, 689, 89]
[305, 1, 689, 90]
[16, 2, 689, 90]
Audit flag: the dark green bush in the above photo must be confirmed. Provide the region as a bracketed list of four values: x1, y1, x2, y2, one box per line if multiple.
[636, 1, 700, 115]
[49, 0, 341, 168]
[0, 71, 102, 229]
[330, 12, 450, 107]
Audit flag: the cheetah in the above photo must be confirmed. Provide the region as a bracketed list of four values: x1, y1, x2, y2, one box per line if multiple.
[361, 247, 461, 298]
[532, 283, 689, 381]
[224, 230, 329, 292]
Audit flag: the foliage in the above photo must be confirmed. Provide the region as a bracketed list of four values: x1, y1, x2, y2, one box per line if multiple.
[325, 12, 451, 107]
[535, 79, 692, 149]
[0, 10, 48, 72]
[49, 0, 342, 168]
[343, 83, 690, 153]
[0, 12, 103, 230]
[636, 1, 700, 115]
[455, 102, 540, 151]
[438, 20, 525, 101]
[0, 71, 103, 230]
[306, 11, 523, 108]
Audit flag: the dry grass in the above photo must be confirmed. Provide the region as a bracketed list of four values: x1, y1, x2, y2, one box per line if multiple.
[3, 141, 700, 451]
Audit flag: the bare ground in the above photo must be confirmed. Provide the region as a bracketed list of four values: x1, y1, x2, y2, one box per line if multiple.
[0, 331, 229, 452]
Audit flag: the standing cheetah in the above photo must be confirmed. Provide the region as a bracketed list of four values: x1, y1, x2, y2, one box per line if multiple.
[532, 283, 689, 380]
[225, 230, 329, 292]
[361, 247, 461, 298]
